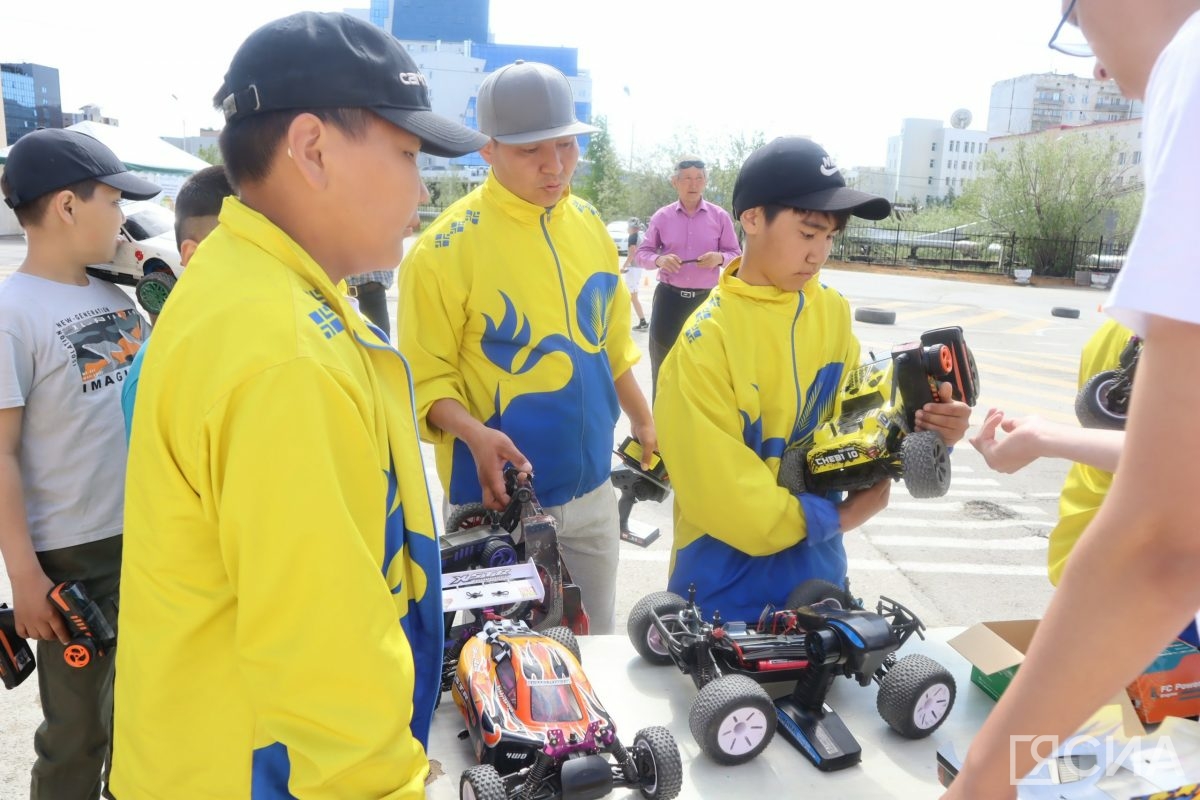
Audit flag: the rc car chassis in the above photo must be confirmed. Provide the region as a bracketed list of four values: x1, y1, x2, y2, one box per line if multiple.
[453, 619, 682, 800]
[626, 580, 956, 771]
[778, 326, 979, 500]
[441, 470, 590, 694]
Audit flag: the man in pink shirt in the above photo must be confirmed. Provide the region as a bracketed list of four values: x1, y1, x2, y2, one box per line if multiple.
[635, 156, 741, 396]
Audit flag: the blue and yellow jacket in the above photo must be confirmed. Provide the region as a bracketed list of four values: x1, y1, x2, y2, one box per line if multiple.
[656, 262, 859, 622]
[113, 198, 440, 799]
[1047, 319, 1132, 585]
[398, 174, 639, 508]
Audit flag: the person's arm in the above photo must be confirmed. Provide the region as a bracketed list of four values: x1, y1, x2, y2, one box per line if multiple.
[942, 315, 1200, 800]
[427, 399, 530, 510]
[395, 240, 469, 443]
[656, 339, 841, 554]
[0, 406, 68, 644]
[715, 208, 742, 266]
[969, 408, 1124, 474]
[635, 213, 678, 272]
[211, 359, 429, 798]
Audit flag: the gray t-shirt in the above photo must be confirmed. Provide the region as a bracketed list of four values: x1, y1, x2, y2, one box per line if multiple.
[0, 273, 149, 551]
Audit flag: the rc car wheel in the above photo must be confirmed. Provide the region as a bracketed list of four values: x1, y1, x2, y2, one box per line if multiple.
[1075, 370, 1129, 430]
[784, 578, 853, 610]
[460, 763, 506, 800]
[877, 653, 957, 739]
[479, 537, 518, 567]
[627, 591, 688, 665]
[689, 674, 776, 765]
[632, 725, 683, 800]
[776, 445, 809, 494]
[1051, 306, 1081, 319]
[134, 271, 177, 315]
[900, 430, 951, 499]
[541, 625, 582, 664]
[446, 503, 495, 532]
[855, 307, 897, 325]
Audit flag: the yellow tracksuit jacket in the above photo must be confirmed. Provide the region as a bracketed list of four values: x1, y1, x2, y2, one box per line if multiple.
[656, 263, 859, 622]
[112, 198, 440, 799]
[398, 175, 639, 508]
[1047, 319, 1133, 584]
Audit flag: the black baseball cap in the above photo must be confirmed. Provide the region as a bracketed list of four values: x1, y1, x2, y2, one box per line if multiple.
[733, 137, 891, 221]
[215, 12, 488, 158]
[2, 128, 161, 209]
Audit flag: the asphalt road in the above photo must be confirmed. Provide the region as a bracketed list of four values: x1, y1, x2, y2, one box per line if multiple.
[0, 235, 1107, 793]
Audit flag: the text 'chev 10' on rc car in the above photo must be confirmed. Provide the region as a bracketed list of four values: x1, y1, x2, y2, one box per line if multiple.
[626, 579, 956, 771]
[778, 325, 979, 500]
[453, 619, 683, 800]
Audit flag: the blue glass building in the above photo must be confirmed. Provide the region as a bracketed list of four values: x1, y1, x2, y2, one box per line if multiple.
[2, 63, 63, 146]
[390, 0, 488, 45]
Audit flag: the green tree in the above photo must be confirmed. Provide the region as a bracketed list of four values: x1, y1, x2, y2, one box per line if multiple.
[427, 170, 472, 208]
[622, 129, 767, 228]
[576, 115, 627, 219]
[197, 144, 223, 165]
[960, 135, 1130, 276]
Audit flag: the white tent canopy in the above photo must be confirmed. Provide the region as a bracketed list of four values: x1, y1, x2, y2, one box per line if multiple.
[0, 120, 210, 176]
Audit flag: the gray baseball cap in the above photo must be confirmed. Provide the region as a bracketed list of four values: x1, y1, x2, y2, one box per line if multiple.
[477, 60, 599, 145]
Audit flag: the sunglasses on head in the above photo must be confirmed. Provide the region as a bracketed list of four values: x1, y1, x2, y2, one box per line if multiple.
[677, 160, 706, 170]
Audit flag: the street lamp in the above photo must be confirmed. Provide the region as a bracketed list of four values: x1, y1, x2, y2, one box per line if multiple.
[623, 85, 634, 171]
[170, 93, 188, 154]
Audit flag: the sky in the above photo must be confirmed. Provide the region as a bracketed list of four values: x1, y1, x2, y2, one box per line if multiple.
[1, 0, 1092, 168]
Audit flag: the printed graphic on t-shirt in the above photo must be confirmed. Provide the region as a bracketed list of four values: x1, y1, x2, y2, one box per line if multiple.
[57, 308, 147, 393]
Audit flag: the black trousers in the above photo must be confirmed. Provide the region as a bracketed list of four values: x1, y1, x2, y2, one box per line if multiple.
[648, 283, 712, 400]
[352, 281, 390, 339]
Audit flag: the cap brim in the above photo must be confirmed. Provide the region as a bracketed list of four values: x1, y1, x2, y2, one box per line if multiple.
[376, 107, 489, 158]
[98, 171, 162, 201]
[491, 120, 599, 146]
[781, 186, 892, 221]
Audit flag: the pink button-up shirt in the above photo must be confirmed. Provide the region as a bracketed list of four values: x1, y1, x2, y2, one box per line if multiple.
[635, 198, 741, 290]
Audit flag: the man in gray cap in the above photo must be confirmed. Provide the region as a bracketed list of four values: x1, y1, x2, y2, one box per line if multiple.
[399, 60, 655, 634]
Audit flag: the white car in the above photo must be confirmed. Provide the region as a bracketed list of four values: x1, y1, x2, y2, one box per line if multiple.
[607, 220, 631, 255]
[86, 200, 182, 315]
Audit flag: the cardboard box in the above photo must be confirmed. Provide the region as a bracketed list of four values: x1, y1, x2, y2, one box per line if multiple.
[1127, 639, 1200, 724]
[948, 619, 1147, 737]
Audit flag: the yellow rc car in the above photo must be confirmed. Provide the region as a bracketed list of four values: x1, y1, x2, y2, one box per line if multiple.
[779, 326, 979, 499]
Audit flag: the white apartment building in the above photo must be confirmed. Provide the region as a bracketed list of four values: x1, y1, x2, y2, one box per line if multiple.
[988, 73, 1142, 136]
[843, 166, 893, 202]
[884, 117, 990, 207]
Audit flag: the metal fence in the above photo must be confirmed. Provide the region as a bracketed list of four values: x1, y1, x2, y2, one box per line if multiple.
[835, 225, 1131, 281]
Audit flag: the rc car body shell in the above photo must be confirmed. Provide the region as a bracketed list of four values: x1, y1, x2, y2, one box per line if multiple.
[453, 623, 613, 773]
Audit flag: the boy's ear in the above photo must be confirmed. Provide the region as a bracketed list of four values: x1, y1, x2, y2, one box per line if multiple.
[50, 189, 77, 225]
[739, 206, 765, 235]
[284, 112, 330, 191]
[179, 238, 200, 267]
[479, 139, 496, 166]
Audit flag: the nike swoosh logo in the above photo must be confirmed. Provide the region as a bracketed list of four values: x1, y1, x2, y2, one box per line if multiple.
[820, 165, 840, 177]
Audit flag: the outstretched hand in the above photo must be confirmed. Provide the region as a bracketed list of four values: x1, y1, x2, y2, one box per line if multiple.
[968, 408, 1054, 474]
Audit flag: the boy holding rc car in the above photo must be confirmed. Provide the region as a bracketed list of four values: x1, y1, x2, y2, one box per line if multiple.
[654, 137, 971, 623]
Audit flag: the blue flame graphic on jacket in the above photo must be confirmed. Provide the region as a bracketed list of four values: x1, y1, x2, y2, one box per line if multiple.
[447, 275, 621, 508]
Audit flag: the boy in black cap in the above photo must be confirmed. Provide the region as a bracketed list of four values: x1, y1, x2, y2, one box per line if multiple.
[0, 127, 159, 800]
[654, 137, 971, 623]
[110, 12, 486, 799]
